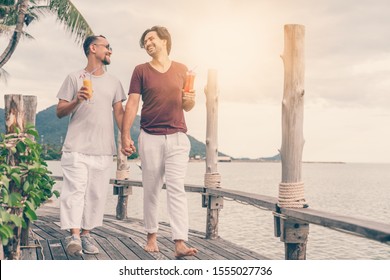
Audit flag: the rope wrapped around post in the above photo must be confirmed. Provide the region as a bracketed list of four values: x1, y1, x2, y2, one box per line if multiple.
[278, 182, 307, 208]
[202, 172, 223, 210]
[116, 169, 130, 180]
[204, 172, 221, 188]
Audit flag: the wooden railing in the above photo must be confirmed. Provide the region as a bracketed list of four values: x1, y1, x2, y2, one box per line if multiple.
[110, 178, 390, 246]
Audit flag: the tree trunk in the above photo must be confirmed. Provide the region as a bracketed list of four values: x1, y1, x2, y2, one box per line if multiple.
[0, 0, 29, 68]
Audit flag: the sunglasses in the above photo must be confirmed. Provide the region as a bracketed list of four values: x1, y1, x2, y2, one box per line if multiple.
[93, 43, 112, 51]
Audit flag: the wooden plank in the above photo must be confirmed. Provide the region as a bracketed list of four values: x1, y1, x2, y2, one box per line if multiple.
[281, 207, 390, 243]
[35, 240, 45, 260]
[40, 240, 53, 260]
[129, 234, 171, 260]
[94, 235, 126, 260]
[105, 236, 141, 260]
[210, 237, 268, 260]
[207, 188, 278, 211]
[188, 236, 245, 260]
[48, 239, 68, 260]
[33, 219, 68, 240]
[31, 223, 54, 240]
[103, 219, 146, 237]
[93, 225, 129, 239]
[90, 241, 110, 261]
[186, 236, 228, 260]
[157, 236, 198, 260]
[118, 237, 155, 260]
[81, 254, 98, 260]
[21, 247, 37, 260]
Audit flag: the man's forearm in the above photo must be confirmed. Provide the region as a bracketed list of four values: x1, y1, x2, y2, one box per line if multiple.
[121, 99, 139, 141]
[56, 99, 79, 118]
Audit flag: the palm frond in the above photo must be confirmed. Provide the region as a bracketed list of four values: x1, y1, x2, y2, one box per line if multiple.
[0, 66, 10, 84]
[0, 2, 17, 26]
[0, 23, 34, 39]
[45, 0, 94, 45]
[0, 1, 17, 5]
[0, 23, 12, 35]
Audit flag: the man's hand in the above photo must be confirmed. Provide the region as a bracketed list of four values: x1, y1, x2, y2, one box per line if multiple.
[77, 86, 91, 102]
[182, 89, 195, 112]
[121, 137, 136, 156]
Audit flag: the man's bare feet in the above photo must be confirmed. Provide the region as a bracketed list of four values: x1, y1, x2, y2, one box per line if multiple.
[144, 233, 159, 252]
[174, 240, 198, 258]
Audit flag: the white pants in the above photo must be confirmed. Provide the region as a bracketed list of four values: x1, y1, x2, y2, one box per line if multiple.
[139, 130, 191, 241]
[60, 152, 112, 230]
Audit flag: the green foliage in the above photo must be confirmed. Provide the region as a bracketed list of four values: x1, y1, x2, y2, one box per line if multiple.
[0, 125, 59, 245]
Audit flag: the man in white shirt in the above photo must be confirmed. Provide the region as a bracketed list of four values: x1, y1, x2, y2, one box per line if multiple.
[56, 35, 126, 256]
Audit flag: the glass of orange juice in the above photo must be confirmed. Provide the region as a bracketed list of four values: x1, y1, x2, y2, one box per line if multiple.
[184, 71, 196, 92]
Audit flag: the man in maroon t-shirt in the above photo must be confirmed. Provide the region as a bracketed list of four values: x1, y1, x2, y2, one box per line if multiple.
[121, 26, 197, 258]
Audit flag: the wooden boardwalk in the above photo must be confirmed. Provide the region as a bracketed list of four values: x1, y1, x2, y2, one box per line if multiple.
[21, 206, 267, 260]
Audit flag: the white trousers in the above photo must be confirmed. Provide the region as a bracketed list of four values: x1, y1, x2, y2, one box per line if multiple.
[60, 152, 112, 230]
[139, 130, 191, 241]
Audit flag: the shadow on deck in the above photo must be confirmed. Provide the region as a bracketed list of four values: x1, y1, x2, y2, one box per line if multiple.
[22, 206, 268, 260]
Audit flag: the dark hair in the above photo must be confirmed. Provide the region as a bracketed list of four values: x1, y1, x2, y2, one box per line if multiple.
[139, 26, 172, 55]
[83, 35, 106, 57]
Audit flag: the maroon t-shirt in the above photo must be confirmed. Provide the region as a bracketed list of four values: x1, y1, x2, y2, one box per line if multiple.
[129, 61, 188, 135]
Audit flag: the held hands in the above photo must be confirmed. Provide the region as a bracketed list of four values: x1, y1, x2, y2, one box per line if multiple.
[121, 137, 136, 157]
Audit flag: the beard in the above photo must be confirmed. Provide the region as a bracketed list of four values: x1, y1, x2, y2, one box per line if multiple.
[103, 55, 111, 65]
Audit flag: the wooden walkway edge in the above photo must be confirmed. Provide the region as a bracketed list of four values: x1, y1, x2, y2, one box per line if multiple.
[20, 206, 268, 260]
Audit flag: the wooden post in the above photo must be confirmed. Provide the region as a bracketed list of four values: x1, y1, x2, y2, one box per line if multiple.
[278, 24, 309, 260]
[20, 95, 37, 246]
[204, 69, 223, 239]
[114, 122, 131, 220]
[22, 95, 37, 128]
[3, 94, 30, 259]
[4, 94, 24, 133]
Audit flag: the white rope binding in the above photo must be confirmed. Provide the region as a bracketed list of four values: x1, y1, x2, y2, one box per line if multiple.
[278, 182, 307, 208]
[116, 169, 130, 180]
[204, 172, 221, 188]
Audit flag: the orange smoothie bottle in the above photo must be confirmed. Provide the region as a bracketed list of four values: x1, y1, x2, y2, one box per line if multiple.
[184, 71, 196, 92]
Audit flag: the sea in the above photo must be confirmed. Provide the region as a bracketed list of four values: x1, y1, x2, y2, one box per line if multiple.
[45, 160, 390, 260]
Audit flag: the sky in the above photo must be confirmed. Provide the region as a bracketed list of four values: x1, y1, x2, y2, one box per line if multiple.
[1, 0, 389, 163]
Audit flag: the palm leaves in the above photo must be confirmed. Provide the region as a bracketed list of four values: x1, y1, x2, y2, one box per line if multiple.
[0, 0, 94, 70]
[47, 0, 93, 45]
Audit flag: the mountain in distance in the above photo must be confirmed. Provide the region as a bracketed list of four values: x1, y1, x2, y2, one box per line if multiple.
[0, 105, 227, 159]
[258, 153, 281, 162]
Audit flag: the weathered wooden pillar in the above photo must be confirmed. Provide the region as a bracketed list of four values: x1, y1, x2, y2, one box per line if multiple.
[278, 24, 309, 260]
[3, 94, 37, 259]
[22, 95, 37, 128]
[204, 69, 223, 239]
[114, 122, 131, 220]
[4, 94, 24, 133]
[20, 95, 37, 246]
